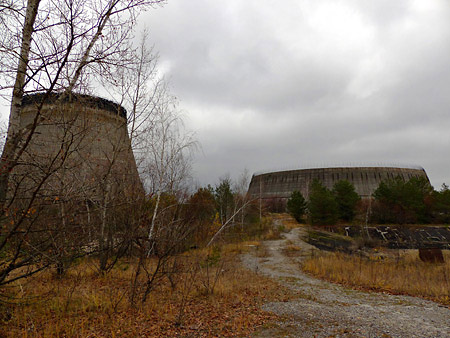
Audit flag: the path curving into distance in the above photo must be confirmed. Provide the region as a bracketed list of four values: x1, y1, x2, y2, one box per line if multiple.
[241, 219, 450, 338]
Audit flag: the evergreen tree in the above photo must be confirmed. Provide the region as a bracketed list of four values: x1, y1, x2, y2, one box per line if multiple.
[214, 178, 234, 225]
[373, 176, 433, 224]
[433, 183, 450, 223]
[308, 179, 338, 225]
[332, 180, 360, 222]
[287, 191, 307, 222]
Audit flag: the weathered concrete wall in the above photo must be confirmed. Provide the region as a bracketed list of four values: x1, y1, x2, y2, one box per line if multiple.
[10, 93, 143, 201]
[248, 167, 429, 200]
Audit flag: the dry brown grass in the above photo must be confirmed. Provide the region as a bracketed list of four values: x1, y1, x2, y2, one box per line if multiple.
[1, 245, 292, 337]
[282, 220, 305, 231]
[281, 240, 302, 257]
[303, 250, 450, 306]
[261, 228, 282, 240]
[270, 213, 304, 231]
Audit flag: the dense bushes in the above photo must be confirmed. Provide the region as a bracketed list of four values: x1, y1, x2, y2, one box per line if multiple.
[288, 176, 450, 226]
[371, 176, 450, 224]
[433, 184, 450, 223]
[372, 177, 432, 224]
[293, 180, 359, 226]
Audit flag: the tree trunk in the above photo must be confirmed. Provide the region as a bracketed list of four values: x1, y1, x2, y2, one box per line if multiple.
[0, 0, 41, 210]
[147, 190, 161, 256]
[99, 182, 111, 272]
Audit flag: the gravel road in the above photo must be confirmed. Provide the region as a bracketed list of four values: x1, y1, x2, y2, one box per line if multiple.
[241, 222, 450, 338]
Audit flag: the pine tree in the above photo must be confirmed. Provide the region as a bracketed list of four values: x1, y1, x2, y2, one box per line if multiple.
[287, 191, 307, 222]
[332, 180, 360, 222]
[308, 179, 338, 225]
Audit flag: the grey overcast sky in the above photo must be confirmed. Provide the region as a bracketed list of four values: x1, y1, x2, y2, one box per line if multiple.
[1, 1, 447, 189]
[142, 0, 450, 188]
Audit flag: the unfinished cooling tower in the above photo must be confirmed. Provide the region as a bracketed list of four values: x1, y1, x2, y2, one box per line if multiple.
[248, 166, 430, 200]
[10, 93, 142, 201]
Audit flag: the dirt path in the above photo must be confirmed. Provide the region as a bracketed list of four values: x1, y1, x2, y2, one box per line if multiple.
[241, 221, 450, 338]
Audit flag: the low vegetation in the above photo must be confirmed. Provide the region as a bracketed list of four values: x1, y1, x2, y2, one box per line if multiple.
[0, 170, 290, 337]
[285, 176, 450, 226]
[303, 250, 450, 306]
[1, 243, 291, 337]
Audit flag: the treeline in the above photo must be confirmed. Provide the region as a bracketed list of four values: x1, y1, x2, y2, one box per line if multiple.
[179, 177, 263, 248]
[372, 177, 450, 224]
[0, 0, 267, 311]
[286, 177, 450, 225]
[0, 174, 263, 296]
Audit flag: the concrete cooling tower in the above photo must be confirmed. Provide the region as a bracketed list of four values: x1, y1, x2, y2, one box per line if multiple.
[10, 93, 142, 201]
[248, 166, 430, 201]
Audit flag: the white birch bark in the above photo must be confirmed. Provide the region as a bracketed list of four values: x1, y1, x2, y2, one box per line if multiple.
[0, 0, 41, 208]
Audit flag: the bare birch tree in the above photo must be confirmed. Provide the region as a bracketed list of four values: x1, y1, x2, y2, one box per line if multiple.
[0, 0, 164, 286]
[142, 98, 196, 250]
[112, 33, 196, 250]
[107, 35, 200, 303]
[0, 0, 165, 209]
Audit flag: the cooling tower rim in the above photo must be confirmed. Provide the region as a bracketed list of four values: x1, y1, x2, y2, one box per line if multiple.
[253, 163, 426, 177]
[21, 92, 127, 119]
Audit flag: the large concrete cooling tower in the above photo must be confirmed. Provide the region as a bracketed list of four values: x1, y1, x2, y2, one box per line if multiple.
[248, 166, 430, 201]
[10, 93, 142, 201]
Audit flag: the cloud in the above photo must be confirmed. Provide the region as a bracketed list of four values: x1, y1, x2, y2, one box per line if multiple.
[144, 0, 450, 187]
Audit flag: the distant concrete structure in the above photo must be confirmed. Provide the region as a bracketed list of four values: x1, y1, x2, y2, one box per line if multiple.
[10, 93, 142, 201]
[248, 166, 430, 201]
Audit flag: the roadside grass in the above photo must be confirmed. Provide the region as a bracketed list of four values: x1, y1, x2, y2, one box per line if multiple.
[1, 243, 291, 338]
[281, 219, 305, 231]
[282, 240, 302, 257]
[303, 250, 450, 306]
[271, 213, 304, 231]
